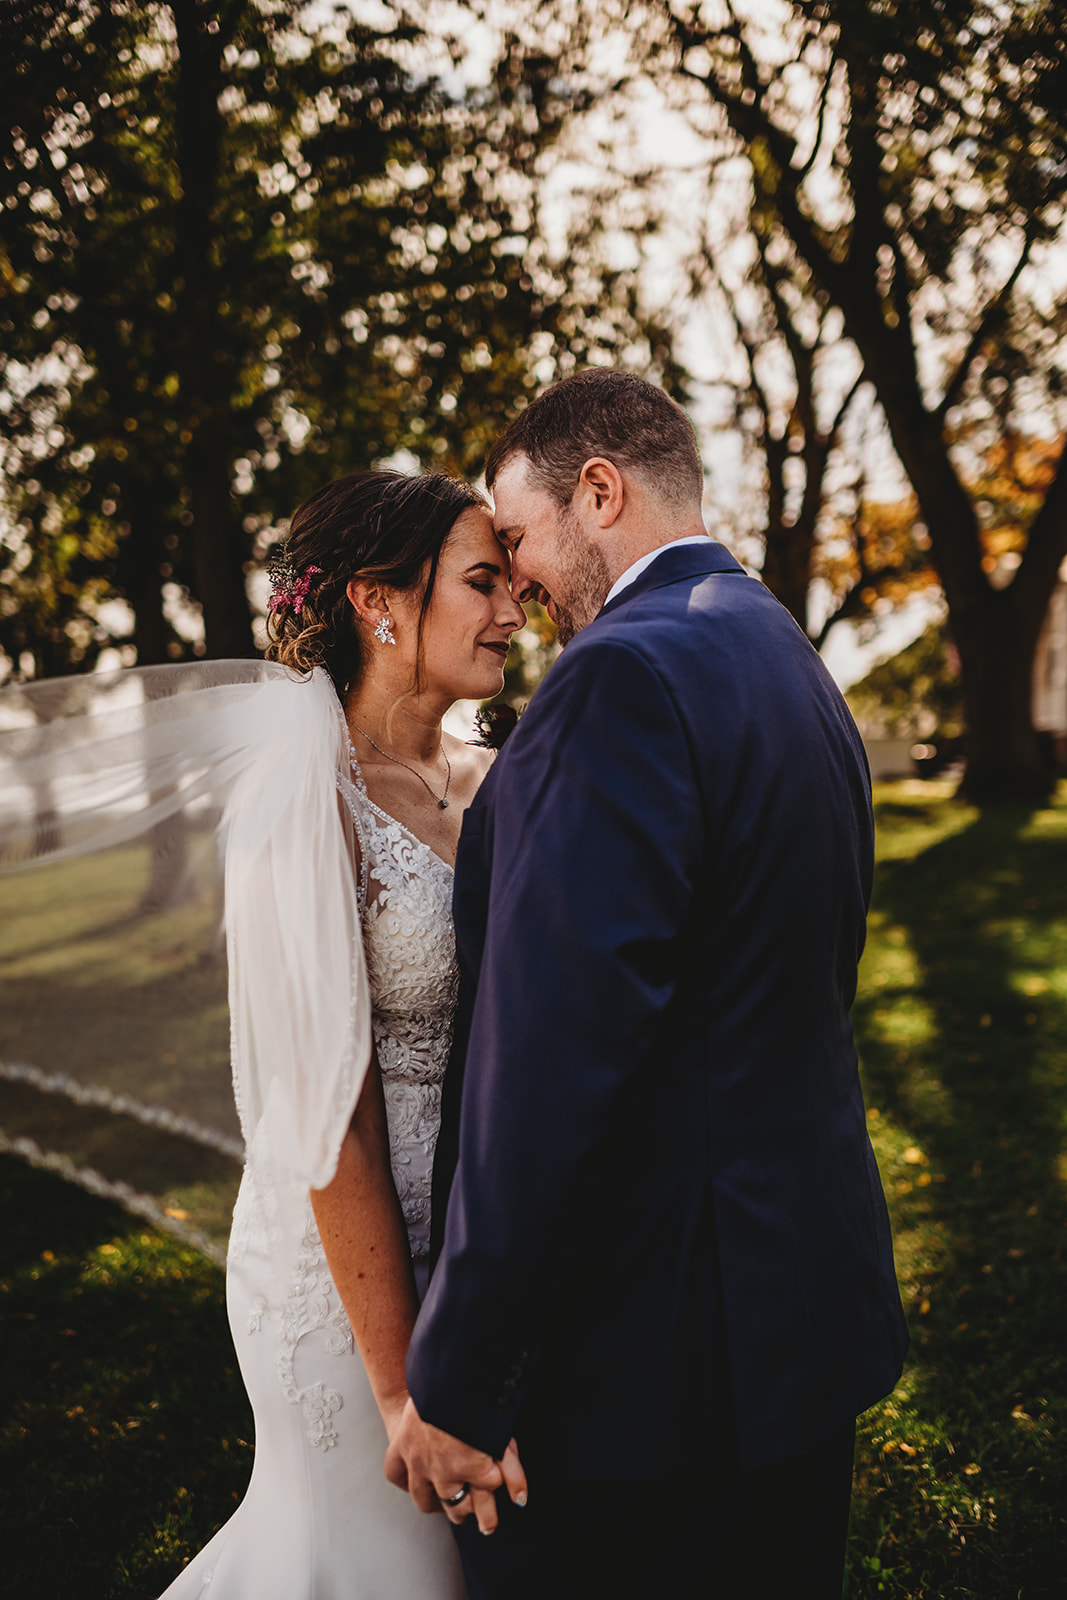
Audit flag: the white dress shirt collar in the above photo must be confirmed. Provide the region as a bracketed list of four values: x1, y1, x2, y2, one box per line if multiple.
[602, 536, 713, 610]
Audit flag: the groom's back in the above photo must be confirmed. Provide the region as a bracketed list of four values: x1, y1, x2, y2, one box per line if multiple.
[512, 551, 903, 1474]
[425, 542, 906, 1482]
[607, 557, 876, 1114]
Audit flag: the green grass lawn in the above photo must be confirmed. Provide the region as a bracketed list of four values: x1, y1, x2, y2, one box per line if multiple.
[2, 783, 1066, 1596]
[848, 784, 1066, 1597]
[0, 1158, 252, 1598]
[0, 839, 235, 1125]
[0, 840, 241, 1248]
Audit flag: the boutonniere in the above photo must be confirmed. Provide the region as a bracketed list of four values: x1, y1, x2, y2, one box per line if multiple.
[470, 703, 519, 750]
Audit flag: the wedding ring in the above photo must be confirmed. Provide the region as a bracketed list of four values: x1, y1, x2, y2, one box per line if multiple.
[440, 1483, 471, 1508]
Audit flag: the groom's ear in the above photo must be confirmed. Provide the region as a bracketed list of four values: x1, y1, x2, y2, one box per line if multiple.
[576, 457, 624, 527]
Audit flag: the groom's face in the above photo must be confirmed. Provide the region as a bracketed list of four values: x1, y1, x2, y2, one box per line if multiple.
[491, 455, 611, 646]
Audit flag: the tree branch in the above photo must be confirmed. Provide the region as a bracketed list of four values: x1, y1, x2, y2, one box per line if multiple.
[707, 244, 774, 431]
[826, 366, 867, 449]
[935, 232, 1037, 425]
[752, 226, 818, 437]
[1014, 436, 1067, 622]
[796, 39, 836, 182]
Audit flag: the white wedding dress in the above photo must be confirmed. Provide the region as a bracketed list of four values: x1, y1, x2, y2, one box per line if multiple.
[159, 753, 467, 1599]
[0, 663, 465, 1597]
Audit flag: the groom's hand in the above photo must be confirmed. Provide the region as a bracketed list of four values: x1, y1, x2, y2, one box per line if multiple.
[384, 1397, 527, 1535]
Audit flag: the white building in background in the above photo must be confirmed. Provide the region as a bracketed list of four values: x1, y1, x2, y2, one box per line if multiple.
[1033, 567, 1067, 750]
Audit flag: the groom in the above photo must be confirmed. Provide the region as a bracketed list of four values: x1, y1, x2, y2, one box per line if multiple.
[385, 370, 907, 1598]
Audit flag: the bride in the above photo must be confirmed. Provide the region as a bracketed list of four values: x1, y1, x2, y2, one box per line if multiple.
[139, 469, 528, 1596]
[0, 468, 528, 1594]
[153, 469, 530, 1597]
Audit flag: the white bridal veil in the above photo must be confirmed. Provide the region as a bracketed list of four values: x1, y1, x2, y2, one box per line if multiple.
[0, 662, 371, 1269]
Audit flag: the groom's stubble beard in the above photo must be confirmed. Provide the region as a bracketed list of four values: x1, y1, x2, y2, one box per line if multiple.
[551, 505, 612, 647]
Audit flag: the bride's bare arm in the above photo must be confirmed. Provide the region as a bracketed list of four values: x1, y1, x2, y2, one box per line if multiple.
[310, 1054, 419, 1441]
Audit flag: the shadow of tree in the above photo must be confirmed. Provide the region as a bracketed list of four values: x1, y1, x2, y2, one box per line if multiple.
[849, 803, 1067, 1597]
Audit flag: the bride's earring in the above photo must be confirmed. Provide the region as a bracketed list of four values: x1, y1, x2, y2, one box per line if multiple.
[374, 615, 396, 646]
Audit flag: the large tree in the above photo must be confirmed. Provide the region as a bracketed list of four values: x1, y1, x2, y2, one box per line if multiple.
[649, 0, 1067, 801]
[0, 1, 630, 675]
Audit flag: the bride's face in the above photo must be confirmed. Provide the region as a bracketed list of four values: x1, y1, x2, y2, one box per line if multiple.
[394, 507, 526, 702]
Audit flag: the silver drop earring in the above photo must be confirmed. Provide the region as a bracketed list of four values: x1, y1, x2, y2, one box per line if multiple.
[374, 615, 396, 646]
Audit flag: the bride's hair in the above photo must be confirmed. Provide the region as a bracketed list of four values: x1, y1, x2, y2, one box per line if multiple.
[265, 470, 485, 698]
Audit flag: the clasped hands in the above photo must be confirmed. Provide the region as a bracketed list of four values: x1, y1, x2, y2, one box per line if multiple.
[385, 1396, 527, 1535]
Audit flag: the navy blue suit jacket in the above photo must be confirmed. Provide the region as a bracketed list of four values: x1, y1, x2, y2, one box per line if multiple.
[408, 542, 907, 1478]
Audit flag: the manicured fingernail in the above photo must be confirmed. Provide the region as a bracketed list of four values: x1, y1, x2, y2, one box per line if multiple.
[515, 1492, 527, 1507]
[480, 1526, 495, 1537]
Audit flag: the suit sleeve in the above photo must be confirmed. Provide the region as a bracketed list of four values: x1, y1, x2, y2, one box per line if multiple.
[407, 637, 702, 1453]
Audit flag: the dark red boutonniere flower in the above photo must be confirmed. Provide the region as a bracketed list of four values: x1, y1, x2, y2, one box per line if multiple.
[470, 703, 519, 750]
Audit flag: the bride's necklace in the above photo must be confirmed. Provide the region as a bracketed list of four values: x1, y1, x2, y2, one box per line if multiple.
[348, 721, 452, 809]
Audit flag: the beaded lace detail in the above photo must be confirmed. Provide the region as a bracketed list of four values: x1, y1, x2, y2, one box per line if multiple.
[235, 743, 459, 1449]
[274, 1205, 352, 1450]
[339, 757, 458, 1261]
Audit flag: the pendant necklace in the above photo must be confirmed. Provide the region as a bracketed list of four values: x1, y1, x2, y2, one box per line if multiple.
[349, 722, 452, 809]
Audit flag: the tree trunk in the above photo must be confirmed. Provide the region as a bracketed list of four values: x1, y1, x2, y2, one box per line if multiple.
[172, 0, 254, 661]
[186, 435, 255, 659]
[761, 519, 814, 632]
[828, 312, 1057, 802]
[137, 668, 194, 914]
[125, 515, 172, 668]
[952, 589, 1052, 804]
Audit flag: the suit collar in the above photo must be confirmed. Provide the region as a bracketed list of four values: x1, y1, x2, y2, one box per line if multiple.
[597, 540, 745, 619]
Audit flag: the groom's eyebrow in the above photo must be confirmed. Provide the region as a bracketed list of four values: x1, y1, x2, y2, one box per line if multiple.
[495, 524, 521, 546]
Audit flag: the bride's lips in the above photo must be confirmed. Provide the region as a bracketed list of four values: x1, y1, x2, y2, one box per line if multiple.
[478, 640, 510, 658]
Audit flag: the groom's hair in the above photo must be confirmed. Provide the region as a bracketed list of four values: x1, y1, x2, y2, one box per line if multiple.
[485, 370, 704, 509]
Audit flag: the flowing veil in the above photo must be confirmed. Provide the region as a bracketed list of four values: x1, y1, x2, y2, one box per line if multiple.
[0, 661, 372, 1274]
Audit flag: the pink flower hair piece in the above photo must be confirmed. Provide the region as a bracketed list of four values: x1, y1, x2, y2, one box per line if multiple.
[268, 546, 322, 618]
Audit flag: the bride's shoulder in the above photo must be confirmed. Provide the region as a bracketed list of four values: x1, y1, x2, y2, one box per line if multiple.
[444, 732, 495, 785]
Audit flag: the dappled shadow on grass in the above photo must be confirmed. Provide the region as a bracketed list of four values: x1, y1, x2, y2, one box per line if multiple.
[849, 797, 1067, 1598]
[0, 1156, 252, 1599]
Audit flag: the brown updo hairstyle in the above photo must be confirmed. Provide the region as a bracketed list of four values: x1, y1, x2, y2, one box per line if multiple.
[265, 470, 486, 700]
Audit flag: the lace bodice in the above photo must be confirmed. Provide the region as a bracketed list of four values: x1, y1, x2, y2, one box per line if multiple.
[340, 758, 458, 1260]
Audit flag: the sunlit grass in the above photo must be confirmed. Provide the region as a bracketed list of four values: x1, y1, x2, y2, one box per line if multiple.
[0, 840, 240, 1247]
[0, 841, 232, 1114]
[849, 784, 1067, 1598]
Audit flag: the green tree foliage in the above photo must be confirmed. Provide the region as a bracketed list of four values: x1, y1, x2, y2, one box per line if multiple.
[647, 0, 1067, 800]
[847, 623, 964, 742]
[0, 1, 634, 675]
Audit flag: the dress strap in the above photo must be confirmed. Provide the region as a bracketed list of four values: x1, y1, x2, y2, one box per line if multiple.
[336, 755, 370, 913]
[347, 742, 370, 799]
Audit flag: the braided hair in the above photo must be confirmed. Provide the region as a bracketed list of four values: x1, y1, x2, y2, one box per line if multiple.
[265, 471, 486, 700]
